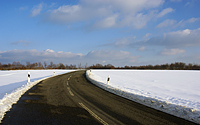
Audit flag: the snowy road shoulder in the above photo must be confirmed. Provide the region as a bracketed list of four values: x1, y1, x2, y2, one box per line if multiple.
[0, 70, 74, 123]
[86, 70, 200, 124]
[0, 77, 49, 122]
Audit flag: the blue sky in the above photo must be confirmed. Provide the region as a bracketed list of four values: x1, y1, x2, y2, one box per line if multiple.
[0, 0, 200, 66]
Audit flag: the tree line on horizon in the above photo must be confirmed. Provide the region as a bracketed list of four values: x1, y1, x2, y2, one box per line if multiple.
[0, 61, 200, 70]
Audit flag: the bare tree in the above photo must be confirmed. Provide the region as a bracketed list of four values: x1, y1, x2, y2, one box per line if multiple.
[44, 62, 47, 69]
[38, 62, 43, 69]
[26, 62, 31, 69]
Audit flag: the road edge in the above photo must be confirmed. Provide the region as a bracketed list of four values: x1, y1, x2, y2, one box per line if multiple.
[0, 70, 75, 123]
[85, 70, 200, 124]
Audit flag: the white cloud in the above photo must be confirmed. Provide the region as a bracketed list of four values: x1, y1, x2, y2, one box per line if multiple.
[105, 37, 136, 48]
[130, 12, 152, 29]
[0, 49, 83, 64]
[170, 0, 181, 2]
[44, 4, 106, 24]
[157, 8, 174, 18]
[82, 0, 164, 14]
[105, 28, 200, 54]
[161, 48, 185, 55]
[155, 18, 200, 28]
[86, 50, 137, 63]
[177, 17, 200, 27]
[146, 28, 200, 48]
[185, 17, 200, 23]
[138, 46, 145, 51]
[0, 49, 138, 66]
[143, 33, 152, 38]
[156, 17, 200, 28]
[156, 19, 177, 28]
[42, 0, 166, 29]
[94, 14, 118, 28]
[30, 3, 43, 17]
[19, 6, 28, 11]
[45, 49, 55, 53]
[53, 5, 80, 14]
[114, 38, 129, 47]
[12, 40, 32, 46]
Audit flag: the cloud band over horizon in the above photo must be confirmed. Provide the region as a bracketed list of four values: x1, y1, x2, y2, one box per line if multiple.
[0, 49, 138, 66]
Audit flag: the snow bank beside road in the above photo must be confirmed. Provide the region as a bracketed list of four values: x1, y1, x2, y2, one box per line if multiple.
[0, 70, 73, 99]
[0, 77, 46, 122]
[86, 70, 200, 124]
[0, 70, 74, 123]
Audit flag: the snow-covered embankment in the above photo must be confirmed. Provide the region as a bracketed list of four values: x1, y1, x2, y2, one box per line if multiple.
[86, 70, 200, 124]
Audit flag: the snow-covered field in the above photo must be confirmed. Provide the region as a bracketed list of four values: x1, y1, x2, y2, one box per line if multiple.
[0, 70, 74, 122]
[1, 69, 200, 124]
[86, 70, 200, 124]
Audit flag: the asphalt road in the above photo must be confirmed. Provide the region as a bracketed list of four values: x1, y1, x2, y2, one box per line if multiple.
[1, 70, 198, 125]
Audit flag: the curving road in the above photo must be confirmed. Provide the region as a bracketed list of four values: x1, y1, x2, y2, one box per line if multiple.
[1, 70, 197, 125]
